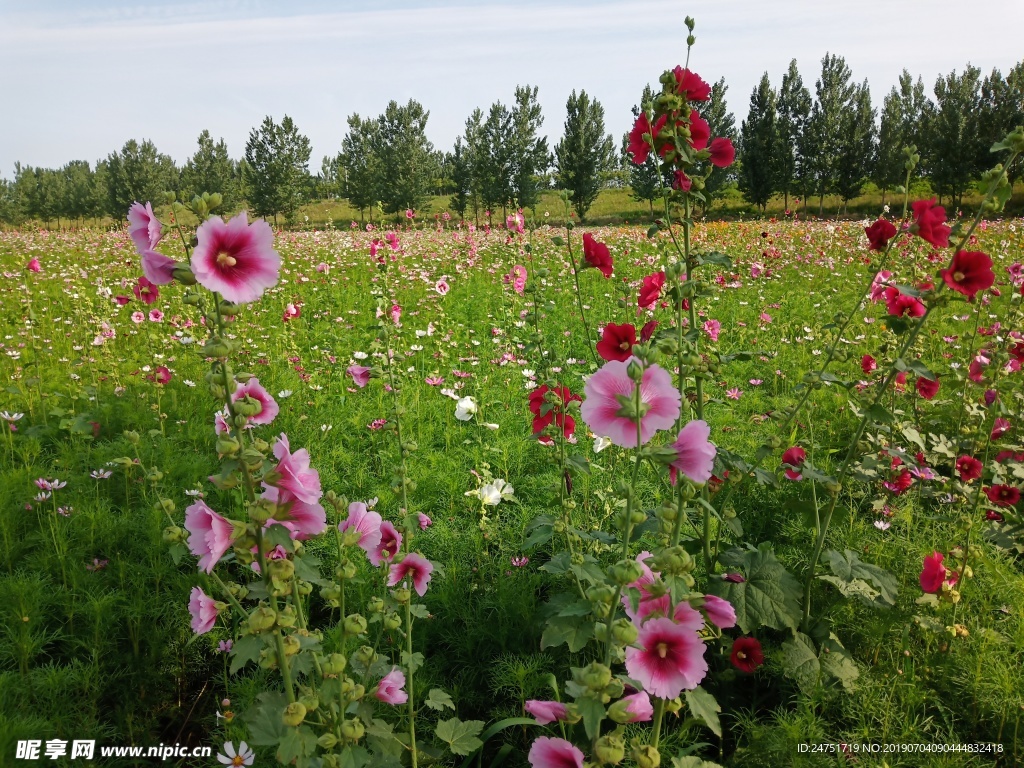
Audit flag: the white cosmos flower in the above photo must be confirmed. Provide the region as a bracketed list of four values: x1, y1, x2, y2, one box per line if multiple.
[593, 436, 612, 453]
[217, 741, 254, 766]
[455, 396, 478, 421]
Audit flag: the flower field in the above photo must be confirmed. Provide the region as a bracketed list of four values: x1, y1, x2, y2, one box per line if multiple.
[2, 184, 1024, 767]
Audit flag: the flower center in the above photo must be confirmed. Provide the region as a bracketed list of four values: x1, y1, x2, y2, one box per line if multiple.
[736, 650, 747, 660]
[216, 251, 238, 268]
[619, 341, 631, 350]
[656, 641, 670, 659]
[232, 756, 245, 767]
[953, 271, 965, 281]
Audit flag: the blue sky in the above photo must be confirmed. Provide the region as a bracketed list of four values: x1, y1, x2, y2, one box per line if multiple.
[1, 0, 1022, 177]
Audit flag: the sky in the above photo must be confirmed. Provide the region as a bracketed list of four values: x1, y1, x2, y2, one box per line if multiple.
[1, 0, 1023, 178]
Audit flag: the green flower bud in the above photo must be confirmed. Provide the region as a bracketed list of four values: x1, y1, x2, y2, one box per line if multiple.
[587, 585, 615, 604]
[298, 694, 319, 712]
[162, 525, 184, 543]
[579, 662, 612, 691]
[216, 435, 241, 457]
[344, 614, 368, 636]
[593, 734, 625, 765]
[367, 596, 385, 613]
[383, 612, 403, 631]
[322, 653, 347, 676]
[340, 718, 365, 741]
[281, 634, 301, 656]
[267, 558, 295, 582]
[626, 359, 644, 382]
[154, 497, 176, 514]
[611, 618, 638, 646]
[317, 733, 338, 750]
[123, 430, 140, 445]
[632, 744, 660, 768]
[354, 645, 377, 667]
[608, 698, 635, 725]
[248, 605, 277, 633]
[281, 701, 306, 727]
[392, 588, 412, 604]
[276, 605, 297, 627]
[609, 559, 644, 586]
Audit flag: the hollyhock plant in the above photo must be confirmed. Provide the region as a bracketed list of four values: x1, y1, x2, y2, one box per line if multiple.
[231, 377, 279, 425]
[368, 521, 403, 567]
[624, 617, 708, 699]
[580, 359, 681, 448]
[781, 446, 806, 480]
[133, 276, 160, 305]
[865, 218, 897, 251]
[387, 552, 434, 597]
[190, 211, 281, 304]
[617, 690, 654, 723]
[920, 551, 956, 593]
[596, 323, 637, 362]
[375, 668, 408, 705]
[955, 456, 983, 483]
[339, 501, 384, 555]
[529, 385, 580, 443]
[730, 636, 764, 672]
[869, 270, 892, 302]
[141, 249, 177, 285]
[184, 499, 236, 573]
[127, 201, 162, 252]
[884, 286, 926, 318]
[700, 594, 737, 629]
[861, 354, 877, 374]
[524, 700, 570, 725]
[271, 434, 322, 506]
[261, 486, 326, 539]
[347, 365, 371, 388]
[673, 66, 711, 100]
[687, 110, 710, 150]
[940, 250, 995, 300]
[638, 271, 666, 309]
[708, 137, 736, 168]
[991, 418, 1011, 439]
[581, 233, 613, 277]
[985, 484, 1021, 507]
[672, 170, 692, 191]
[528, 737, 584, 768]
[668, 420, 716, 485]
[910, 198, 951, 249]
[188, 586, 220, 634]
[627, 113, 667, 164]
[26, 257, 41, 273]
[916, 376, 940, 400]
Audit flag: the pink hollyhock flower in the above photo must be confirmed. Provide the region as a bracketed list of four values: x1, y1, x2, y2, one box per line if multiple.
[153, 366, 172, 385]
[339, 502, 384, 554]
[916, 376, 940, 400]
[991, 418, 1011, 439]
[347, 365, 371, 388]
[581, 233, 614, 277]
[688, 110, 710, 150]
[910, 198, 950, 249]
[283, 303, 301, 321]
[271, 434, 321, 506]
[26, 258, 41, 273]
[864, 219, 897, 251]
[700, 594, 737, 629]
[627, 113, 667, 165]
[919, 551, 948, 593]
[127, 201, 162, 252]
[369, 520, 402, 567]
[188, 586, 219, 634]
[190, 211, 281, 304]
[708, 137, 735, 168]
[231, 377, 279, 425]
[417, 512, 432, 530]
[868, 270, 892, 302]
[596, 323, 637, 363]
[638, 271, 666, 309]
[528, 737, 584, 768]
[620, 690, 654, 722]
[668, 420, 716, 485]
[375, 668, 408, 705]
[435, 279, 450, 295]
[506, 211, 525, 233]
[781, 446, 806, 480]
[625, 617, 708, 698]
[131, 311, 145, 324]
[214, 410, 230, 435]
[148, 309, 164, 322]
[884, 286, 926, 318]
[387, 552, 434, 596]
[703, 319, 721, 342]
[524, 700, 569, 725]
[940, 250, 994, 300]
[133, 276, 160, 305]
[261, 485, 326, 539]
[184, 499, 236, 573]
[580, 359, 681, 448]
[390, 304, 402, 324]
[673, 67, 711, 101]
[141, 249, 176, 285]
[730, 636, 764, 672]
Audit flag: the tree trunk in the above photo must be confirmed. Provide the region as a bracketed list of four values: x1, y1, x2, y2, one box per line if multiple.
[783, 190, 789, 212]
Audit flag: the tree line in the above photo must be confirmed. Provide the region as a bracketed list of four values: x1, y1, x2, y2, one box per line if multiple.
[2, 54, 1021, 228]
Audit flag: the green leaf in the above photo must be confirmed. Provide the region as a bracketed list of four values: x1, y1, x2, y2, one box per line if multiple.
[819, 633, 859, 691]
[710, 543, 803, 633]
[551, 235, 565, 247]
[866, 404, 894, 424]
[458, 719, 537, 768]
[230, 634, 265, 674]
[822, 549, 898, 606]
[277, 725, 317, 765]
[338, 746, 370, 768]
[541, 614, 595, 652]
[672, 758, 725, 768]
[908, 359, 936, 381]
[435, 718, 485, 756]
[576, 696, 605, 740]
[401, 651, 425, 674]
[241, 692, 289, 746]
[781, 632, 820, 693]
[684, 686, 722, 737]
[425, 688, 456, 712]
[540, 552, 571, 575]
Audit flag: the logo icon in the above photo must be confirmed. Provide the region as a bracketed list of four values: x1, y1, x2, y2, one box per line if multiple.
[216, 742, 254, 766]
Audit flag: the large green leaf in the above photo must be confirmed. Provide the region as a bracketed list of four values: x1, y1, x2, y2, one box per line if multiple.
[781, 632, 820, 693]
[709, 543, 802, 632]
[541, 614, 595, 652]
[822, 549, 898, 606]
[435, 718, 485, 756]
[684, 686, 721, 737]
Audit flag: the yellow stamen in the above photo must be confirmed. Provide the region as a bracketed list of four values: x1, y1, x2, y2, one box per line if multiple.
[953, 271, 965, 281]
[656, 642, 669, 659]
[217, 252, 237, 268]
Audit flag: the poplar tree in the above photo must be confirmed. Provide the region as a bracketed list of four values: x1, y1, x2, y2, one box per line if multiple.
[835, 81, 877, 212]
[338, 114, 380, 222]
[926, 66, 982, 208]
[777, 59, 812, 212]
[554, 90, 614, 222]
[808, 53, 855, 215]
[244, 115, 312, 224]
[182, 130, 238, 208]
[739, 73, 780, 211]
[875, 72, 930, 199]
[509, 85, 551, 212]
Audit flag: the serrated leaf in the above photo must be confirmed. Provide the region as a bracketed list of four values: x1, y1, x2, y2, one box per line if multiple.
[819, 634, 859, 691]
[540, 614, 595, 652]
[822, 549, 898, 606]
[277, 725, 317, 765]
[781, 632, 820, 693]
[866, 404, 894, 424]
[818, 575, 882, 604]
[576, 696, 605, 740]
[230, 634, 265, 674]
[435, 718, 485, 756]
[339, 746, 370, 768]
[684, 686, 721, 737]
[241, 692, 289, 746]
[425, 688, 456, 712]
[540, 552, 571, 575]
[710, 543, 803, 632]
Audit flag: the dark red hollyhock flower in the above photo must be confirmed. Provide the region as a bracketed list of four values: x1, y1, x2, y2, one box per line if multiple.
[884, 286, 926, 318]
[638, 272, 666, 309]
[916, 376, 940, 400]
[627, 113, 667, 165]
[987, 510, 1005, 521]
[582, 233, 613, 278]
[1009, 341, 1024, 365]
[781, 446, 806, 480]
[955, 455, 983, 483]
[688, 110, 710, 151]
[985, 484, 1021, 507]
[730, 637, 764, 673]
[529, 385, 580, 444]
[673, 67, 711, 101]
[861, 354, 877, 374]
[708, 137, 736, 168]
[640, 320, 658, 343]
[910, 198, 950, 249]
[919, 552, 946, 593]
[940, 250, 994, 300]
[672, 170, 692, 191]
[597, 323, 637, 362]
[886, 469, 913, 495]
[865, 218, 897, 251]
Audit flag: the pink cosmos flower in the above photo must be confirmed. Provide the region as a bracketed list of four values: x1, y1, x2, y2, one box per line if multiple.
[580, 359, 681, 448]
[369, 521, 403, 567]
[339, 501, 384, 555]
[435, 279, 450, 295]
[184, 499, 236, 573]
[271, 434, 321, 506]
[387, 552, 434, 596]
[141, 249, 177, 285]
[347, 365, 371, 388]
[528, 737, 584, 768]
[625, 617, 708, 699]
[188, 586, 219, 634]
[375, 668, 408, 705]
[27, 258, 41, 273]
[148, 309, 164, 322]
[127, 201, 162, 253]
[703, 319, 721, 342]
[700, 595, 737, 629]
[668, 420, 716, 485]
[524, 700, 569, 725]
[261, 486, 326, 539]
[131, 311, 145, 324]
[190, 211, 281, 304]
[231, 377, 279, 425]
